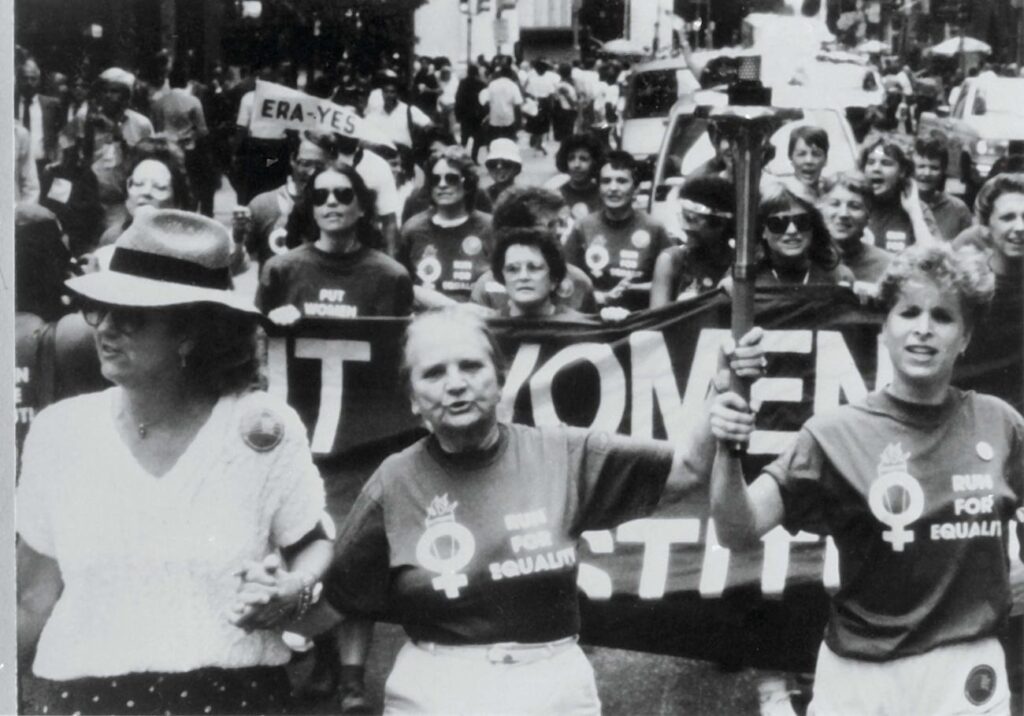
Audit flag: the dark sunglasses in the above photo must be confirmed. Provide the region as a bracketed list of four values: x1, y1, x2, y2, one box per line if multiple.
[429, 172, 464, 187]
[312, 187, 356, 206]
[81, 303, 151, 335]
[764, 212, 813, 234]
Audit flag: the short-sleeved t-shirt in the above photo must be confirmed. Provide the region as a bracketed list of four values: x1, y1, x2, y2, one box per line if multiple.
[565, 210, 672, 307]
[256, 243, 413, 318]
[323, 423, 674, 644]
[763, 389, 1024, 661]
[469, 264, 597, 314]
[17, 388, 325, 678]
[352, 149, 401, 219]
[485, 77, 523, 128]
[399, 210, 494, 301]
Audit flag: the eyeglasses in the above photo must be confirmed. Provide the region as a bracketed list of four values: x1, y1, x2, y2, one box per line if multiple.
[312, 187, 356, 206]
[764, 212, 813, 234]
[81, 303, 150, 335]
[486, 160, 517, 170]
[429, 172, 464, 187]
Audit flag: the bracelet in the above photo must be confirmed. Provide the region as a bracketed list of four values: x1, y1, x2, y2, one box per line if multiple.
[292, 571, 321, 620]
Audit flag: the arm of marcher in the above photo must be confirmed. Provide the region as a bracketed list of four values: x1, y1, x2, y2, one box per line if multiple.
[412, 284, 459, 310]
[17, 541, 63, 669]
[662, 328, 767, 502]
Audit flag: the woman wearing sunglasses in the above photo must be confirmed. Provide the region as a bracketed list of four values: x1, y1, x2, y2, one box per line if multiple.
[17, 208, 333, 715]
[256, 164, 414, 325]
[751, 179, 854, 287]
[398, 145, 494, 308]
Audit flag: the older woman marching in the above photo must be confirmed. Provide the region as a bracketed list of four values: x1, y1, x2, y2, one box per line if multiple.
[323, 306, 765, 714]
[17, 208, 333, 715]
[709, 244, 1022, 715]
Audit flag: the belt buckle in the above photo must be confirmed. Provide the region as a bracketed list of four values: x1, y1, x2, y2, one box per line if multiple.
[487, 646, 517, 665]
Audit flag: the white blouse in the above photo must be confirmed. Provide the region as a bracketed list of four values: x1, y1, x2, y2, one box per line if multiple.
[17, 388, 326, 679]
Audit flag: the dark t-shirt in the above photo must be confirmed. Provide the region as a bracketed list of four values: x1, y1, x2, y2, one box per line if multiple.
[398, 210, 494, 301]
[256, 243, 413, 318]
[564, 210, 672, 308]
[324, 423, 674, 644]
[764, 389, 1024, 661]
[753, 262, 855, 286]
[656, 244, 732, 300]
[559, 182, 602, 222]
[868, 198, 916, 253]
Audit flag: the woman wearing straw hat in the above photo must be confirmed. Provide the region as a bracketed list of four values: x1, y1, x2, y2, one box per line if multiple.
[483, 138, 522, 205]
[17, 208, 333, 715]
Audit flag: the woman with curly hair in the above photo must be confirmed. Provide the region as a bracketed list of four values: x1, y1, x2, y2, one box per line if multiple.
[550, 133, 605, 221]
[709, 243, 1020, 715]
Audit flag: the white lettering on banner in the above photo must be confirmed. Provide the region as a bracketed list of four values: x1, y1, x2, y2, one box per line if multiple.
[748, 331, 812, 454]
[498, 343, 540, 422]
[578, 531, 614, 599]
[630, 331, 689, 442]
[530, 343, 626, 431]
[814, 331, 870, 414]
[823, 537, 840, 593]
[616, 519, 701, 599]
[699, 520, 731, 598]
[761, 527, 820, 596]
[293, 339, 371, 453]
[266, 337, 289, 402]
[15, 366, 30, 383]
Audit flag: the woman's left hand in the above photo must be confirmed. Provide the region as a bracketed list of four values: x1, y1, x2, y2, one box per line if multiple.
[227, 554, 304, 631]
[721, 326, 766, 381]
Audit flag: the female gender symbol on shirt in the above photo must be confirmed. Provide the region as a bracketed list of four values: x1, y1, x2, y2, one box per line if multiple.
[585, 240, 610, 278]
[417, 256, 443, 287]
[416, 494, 476, 598]
[868, 470, 925, 552]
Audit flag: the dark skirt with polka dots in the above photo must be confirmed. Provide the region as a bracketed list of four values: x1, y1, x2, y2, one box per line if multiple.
[22, 665, 292, 715]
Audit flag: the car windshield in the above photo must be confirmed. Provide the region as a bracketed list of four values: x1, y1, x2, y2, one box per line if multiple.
[976, 80, 1024, 116]
[660, 108, 857, 180]
[625, 68, 699, 119]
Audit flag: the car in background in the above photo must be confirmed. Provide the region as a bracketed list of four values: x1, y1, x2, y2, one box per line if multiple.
[917, 75, 1024, 193]
[619, 57, 701, 177]
[648, 94, 859, 242]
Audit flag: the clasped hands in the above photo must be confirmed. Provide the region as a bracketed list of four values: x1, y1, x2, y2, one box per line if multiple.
[710, 327, 765, 447]
[227, 553, 305, 632]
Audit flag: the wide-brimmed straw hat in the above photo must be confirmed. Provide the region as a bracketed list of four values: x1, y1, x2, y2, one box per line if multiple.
[66, 207, 259, 315]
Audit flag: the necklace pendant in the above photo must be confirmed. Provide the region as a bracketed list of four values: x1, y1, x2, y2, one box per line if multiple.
[137, 423, 147, 438]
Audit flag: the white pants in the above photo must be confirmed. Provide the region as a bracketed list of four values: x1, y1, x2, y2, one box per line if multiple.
[809, 638, 1010, 716]
[383, 640, 602, 715]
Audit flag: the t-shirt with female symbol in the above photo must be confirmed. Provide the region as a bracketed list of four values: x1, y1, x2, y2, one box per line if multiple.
[323, 423, 673, 645]
[398, 210, 494, 302]
[763, 389, 1024, 662]
[564, 210, 672, 309]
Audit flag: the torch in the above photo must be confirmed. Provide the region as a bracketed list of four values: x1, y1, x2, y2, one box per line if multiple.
[705, 56, 801, 445]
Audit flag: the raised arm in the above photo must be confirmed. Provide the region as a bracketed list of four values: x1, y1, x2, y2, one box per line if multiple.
[663, 327, 766, 500]
[708, 393, 786, 550]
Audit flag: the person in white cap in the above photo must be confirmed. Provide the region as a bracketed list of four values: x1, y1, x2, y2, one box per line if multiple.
[483, 137, 522, 205]
[17, 207, 333, 716]
[72, 67, 154, 233]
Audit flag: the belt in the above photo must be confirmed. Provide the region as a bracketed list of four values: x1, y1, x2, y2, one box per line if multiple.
[414, 636, 578, 665]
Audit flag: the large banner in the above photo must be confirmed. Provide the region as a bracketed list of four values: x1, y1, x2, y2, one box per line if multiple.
[264, 287, 1023, 668]
[15, 288, 1021, 668]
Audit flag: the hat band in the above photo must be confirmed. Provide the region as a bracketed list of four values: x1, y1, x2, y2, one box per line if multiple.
[109, 247, 232, 291]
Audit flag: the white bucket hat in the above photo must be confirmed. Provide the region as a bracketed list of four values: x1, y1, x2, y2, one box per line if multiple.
[485, 138, 522, 167]
[66, 207, 259, 315]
